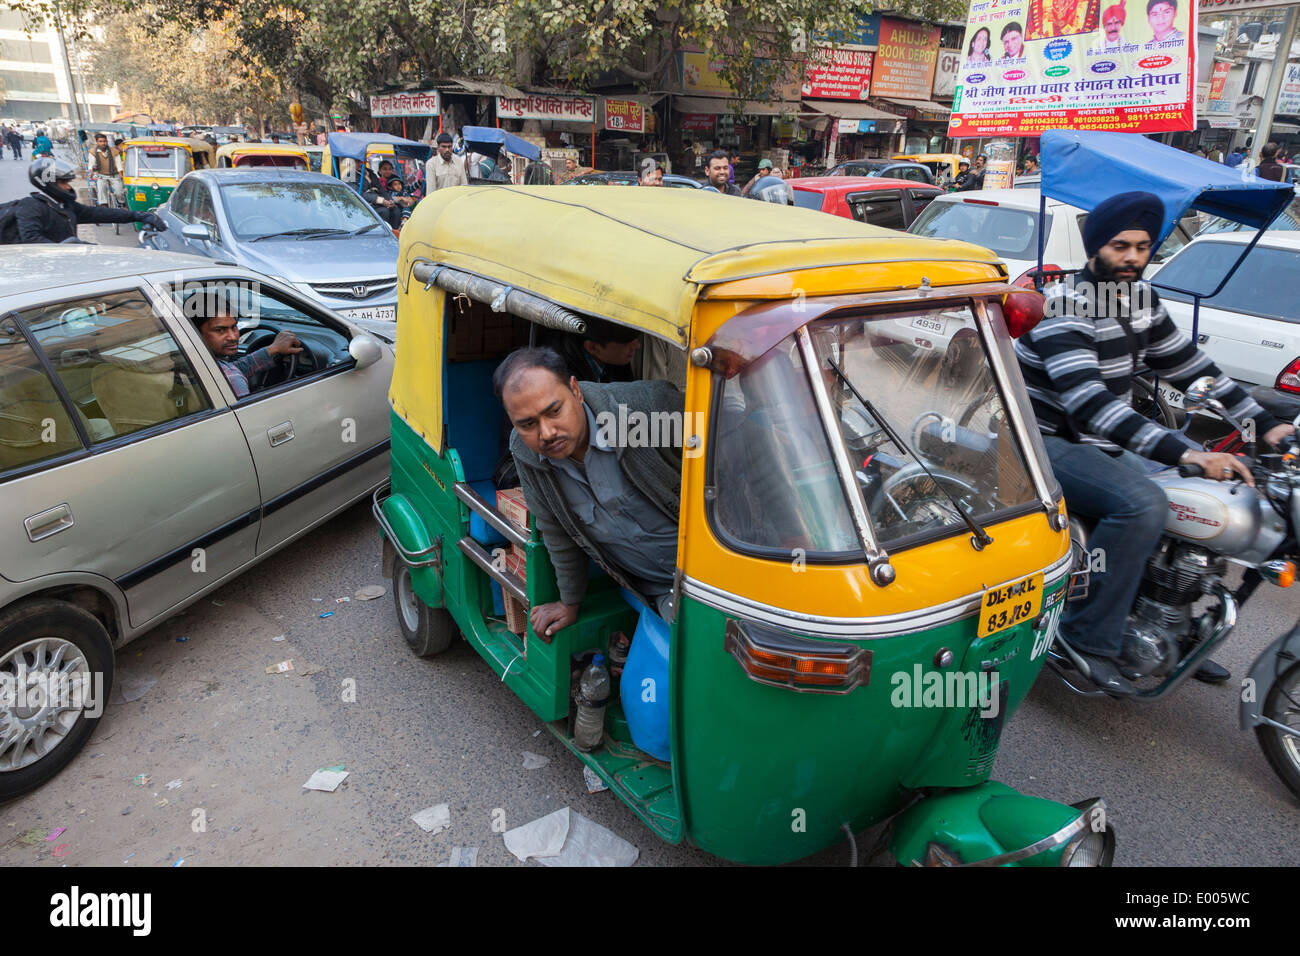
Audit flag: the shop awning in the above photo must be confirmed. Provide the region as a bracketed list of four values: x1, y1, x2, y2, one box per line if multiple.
[803, 100, 905, 121]
[880, 98, 952, 118]
[439, 76, 527, 99]
[673, 95, 802, 116]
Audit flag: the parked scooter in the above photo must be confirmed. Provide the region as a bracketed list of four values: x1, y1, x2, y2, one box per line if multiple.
[1048, 376, 1300, 800]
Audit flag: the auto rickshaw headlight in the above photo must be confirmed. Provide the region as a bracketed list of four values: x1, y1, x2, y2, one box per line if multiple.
[724, 619, 870, 694]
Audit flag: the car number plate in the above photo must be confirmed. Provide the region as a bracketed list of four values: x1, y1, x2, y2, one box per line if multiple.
[341, 306, 396, 323]
[912, 315, 945, 333]
[977, 571, 1044, 639]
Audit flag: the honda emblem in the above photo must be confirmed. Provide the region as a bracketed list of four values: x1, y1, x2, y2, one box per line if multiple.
[352, 285, 368, 298]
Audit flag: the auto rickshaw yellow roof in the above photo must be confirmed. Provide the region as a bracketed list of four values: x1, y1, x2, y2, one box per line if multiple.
[122, 137, 195, 149]
[215, 141, 310, 159]
[399, 185, 1003, 345]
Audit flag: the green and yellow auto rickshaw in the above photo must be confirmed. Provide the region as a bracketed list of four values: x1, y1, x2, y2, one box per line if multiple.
[122, 137, 196, 227]
[374, 186, 1113, 866]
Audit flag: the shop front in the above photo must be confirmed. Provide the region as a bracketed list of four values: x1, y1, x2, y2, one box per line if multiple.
[803, 100, 906, 167]
[495, 91, 597, 172]
[878, 98, 952, 154]
[670, 95, 802, 181]
[595, 95, 667, 173]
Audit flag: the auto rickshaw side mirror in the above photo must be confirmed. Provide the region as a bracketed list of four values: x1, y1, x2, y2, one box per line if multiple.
[1001, 289, 1044, 337]
[349, 332, 383, 370]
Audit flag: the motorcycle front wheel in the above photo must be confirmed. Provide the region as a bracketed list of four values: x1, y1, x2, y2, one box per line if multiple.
[1256, 659, 1300, 801]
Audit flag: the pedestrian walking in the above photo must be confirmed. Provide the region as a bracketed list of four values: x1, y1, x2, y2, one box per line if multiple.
[1257, 142, 1286, 182]
[7, 126, 25, 159]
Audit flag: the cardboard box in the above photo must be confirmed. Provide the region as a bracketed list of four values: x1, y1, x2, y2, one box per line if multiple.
[503, 547, 528, 636]
[496, 487, 530, 535]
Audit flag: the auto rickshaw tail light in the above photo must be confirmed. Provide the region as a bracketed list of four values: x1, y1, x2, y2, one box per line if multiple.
[724, 620, 870, 694]
[1001, 290, 1045, 338]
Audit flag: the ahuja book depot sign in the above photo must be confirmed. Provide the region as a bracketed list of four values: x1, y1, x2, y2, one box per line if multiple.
[949, 0, 1195, 136]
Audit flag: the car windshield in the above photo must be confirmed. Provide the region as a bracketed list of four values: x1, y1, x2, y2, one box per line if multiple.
[792, 189, 824, 210]
[833, 162, 887, 176]
[1153, 241, 1300, 321]
[220, 181, 382, 239]
[710, 304, 1040, 557]
[1198, 196, 1300, 234]
[910, 199, 1046, 260]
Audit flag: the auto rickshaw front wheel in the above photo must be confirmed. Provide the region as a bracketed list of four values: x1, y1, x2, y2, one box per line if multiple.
[393, 564, 457, 657]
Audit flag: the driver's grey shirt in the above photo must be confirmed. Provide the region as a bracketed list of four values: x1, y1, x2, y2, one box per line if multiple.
[546, 404, 677, 601]
[219, 346, 274, 398]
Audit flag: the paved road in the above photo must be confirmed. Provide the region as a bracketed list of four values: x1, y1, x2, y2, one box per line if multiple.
[0, 141, 140, 247]
[2, 154, 1297, 866]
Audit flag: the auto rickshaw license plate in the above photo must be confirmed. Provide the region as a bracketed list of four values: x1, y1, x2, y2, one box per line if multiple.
[977, 572, 1043, 639]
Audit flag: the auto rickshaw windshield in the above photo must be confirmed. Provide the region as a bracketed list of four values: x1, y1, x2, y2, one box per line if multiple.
[125, 146, 190, 178]
[710, 303, 1041, 558]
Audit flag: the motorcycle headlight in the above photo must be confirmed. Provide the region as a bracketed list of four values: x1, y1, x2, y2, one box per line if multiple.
[1060, 826, 1114, 867]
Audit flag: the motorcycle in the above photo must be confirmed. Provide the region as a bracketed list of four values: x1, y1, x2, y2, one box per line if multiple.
[1046, 376, 1300, 800]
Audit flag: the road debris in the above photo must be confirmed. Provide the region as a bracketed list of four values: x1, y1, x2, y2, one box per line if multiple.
[166, 779, 182, 790]
[303, 768, 349, 792]
[176, 636, 189, 643]
[503, 807, 638, 867]
[16, 827, 45, 846]
[172, 858, 184, 867]
[521, 751, 549, 770]
[272, 634, 286, 643]
[449, 847, 478, 866]
[583, 766, 608, 793]
[319, 612, 334, 619]
[411, 804, 451, 834]
[115, 672, 157, 703]
[52, 843, 70, 858]
[355, 585, 386, 601]
[132, 774, 150, 787]
[265, 660, 294, 674]
[45, 827, 66, 841]
[335, 596, 351, 604]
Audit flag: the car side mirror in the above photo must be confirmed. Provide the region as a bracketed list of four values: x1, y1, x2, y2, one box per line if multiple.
[349, 333, 383, 370]
[181, 223, 211, 242]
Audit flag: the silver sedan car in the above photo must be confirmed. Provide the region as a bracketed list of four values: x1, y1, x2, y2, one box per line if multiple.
[142, 169, 400, 337]
[0, 246, 393, 797]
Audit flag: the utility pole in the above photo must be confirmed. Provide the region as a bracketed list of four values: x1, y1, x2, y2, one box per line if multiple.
[51, 1, 86, 133]
[1250, 4, 1298, 166]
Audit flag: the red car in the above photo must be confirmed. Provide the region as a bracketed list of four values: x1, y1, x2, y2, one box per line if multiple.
[791, 176, 942, 229]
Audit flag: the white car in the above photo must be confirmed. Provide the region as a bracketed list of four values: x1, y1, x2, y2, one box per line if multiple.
[1146, 232, 1300, 409]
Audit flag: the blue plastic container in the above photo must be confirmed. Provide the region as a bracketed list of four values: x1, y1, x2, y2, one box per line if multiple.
[618, 588, 671, 762]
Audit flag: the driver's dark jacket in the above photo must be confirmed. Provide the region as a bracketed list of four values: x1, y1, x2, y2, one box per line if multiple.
[218, 348, 274, 398]
[16, 191, 137, 243]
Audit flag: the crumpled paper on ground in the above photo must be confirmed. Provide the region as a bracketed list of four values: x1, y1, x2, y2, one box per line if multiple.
[303, 769, 348, 792]
[502, 807, 638, 867]
[411, 804, 451, 834]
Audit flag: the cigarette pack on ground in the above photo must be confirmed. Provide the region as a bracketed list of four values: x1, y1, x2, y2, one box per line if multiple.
[497, 487, 530, 535]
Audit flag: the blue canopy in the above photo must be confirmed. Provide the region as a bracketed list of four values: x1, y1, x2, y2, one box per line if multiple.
[1041, 130, 1294, 243]
[327, 131, 432, 161]
[461, 125, 541, 162]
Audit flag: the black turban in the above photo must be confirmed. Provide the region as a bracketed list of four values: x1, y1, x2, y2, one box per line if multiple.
[1082, 190, 1165, 257]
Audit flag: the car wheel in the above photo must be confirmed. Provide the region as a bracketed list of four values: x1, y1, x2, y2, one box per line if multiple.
[0, 600, 114, 800]
[393, 564, 457, 657]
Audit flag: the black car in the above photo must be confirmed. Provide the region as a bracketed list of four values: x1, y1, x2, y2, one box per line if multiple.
[825, 159, 934, 184]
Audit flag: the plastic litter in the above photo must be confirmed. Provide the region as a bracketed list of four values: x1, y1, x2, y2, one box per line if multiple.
[176, 636, 189, 643]
[354, 585, 386, 601]
[336, 597, 350, 604]
[503, 807, 638, 867]
[52, 843, 70, 858]
[319, 612, 334, 619]
[411, 804, 451, 834]
[45, 827, 66, 841]
[212, 600, 225, 606]
[521, 751, 549, 770]
[272, 634, 286, 643]
[265, 660, 294, 674]
[172, 858, 184, 867]
[583, 766, 608, 794]
[132, 774, 150, 787]
[115, 672, 157, 703]
[121, 807, 132, 816]
[166, 779, 182, 790]
[449, 847, 478, 866]
[303, 768, 348, 792]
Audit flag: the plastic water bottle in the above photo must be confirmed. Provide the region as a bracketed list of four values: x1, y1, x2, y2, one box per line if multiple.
[574, 654, 611, 752]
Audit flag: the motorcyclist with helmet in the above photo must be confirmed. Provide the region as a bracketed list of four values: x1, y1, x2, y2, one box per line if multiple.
[12, 156, 165, 243]
[746, 166, 795, 206]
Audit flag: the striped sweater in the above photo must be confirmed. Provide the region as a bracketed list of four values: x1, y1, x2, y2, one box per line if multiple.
[1015, 267, 1277, 465]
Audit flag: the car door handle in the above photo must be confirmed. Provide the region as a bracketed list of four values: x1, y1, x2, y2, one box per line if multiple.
[25, 503, 74, 542]
[268, 421, 295, 446]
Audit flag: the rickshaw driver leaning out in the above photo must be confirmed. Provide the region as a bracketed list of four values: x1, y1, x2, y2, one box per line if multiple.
[494, 347, 684, 637]
[1016, 190, 1294, 697]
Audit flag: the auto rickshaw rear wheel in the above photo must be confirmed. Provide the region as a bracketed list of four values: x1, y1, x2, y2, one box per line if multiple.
[393, 564, 457, 657]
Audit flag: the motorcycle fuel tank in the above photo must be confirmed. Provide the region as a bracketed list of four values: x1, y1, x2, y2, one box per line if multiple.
[1149, 473, 1286, 561]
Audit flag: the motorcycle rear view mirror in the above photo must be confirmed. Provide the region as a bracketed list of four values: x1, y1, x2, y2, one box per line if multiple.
[1182, 376, 1217, 412]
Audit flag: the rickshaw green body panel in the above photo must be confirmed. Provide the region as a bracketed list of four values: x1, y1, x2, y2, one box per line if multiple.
[126, 183, 173, 230]
[385, 408, 1072, 865]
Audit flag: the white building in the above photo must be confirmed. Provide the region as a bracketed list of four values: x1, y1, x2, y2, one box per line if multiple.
[0, 5, 119, 123]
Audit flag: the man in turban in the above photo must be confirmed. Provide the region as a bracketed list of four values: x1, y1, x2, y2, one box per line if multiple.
[1015, 192, 1294, 695]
